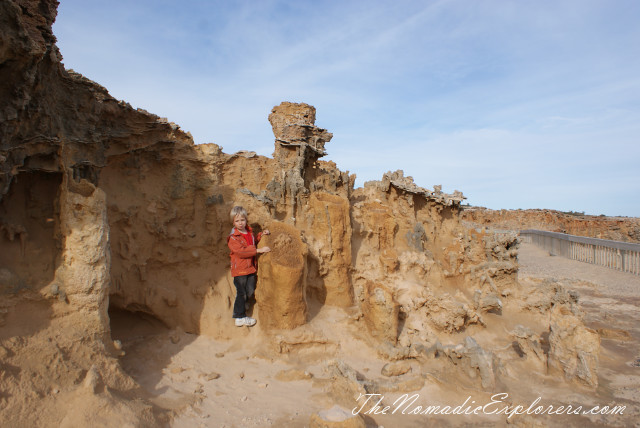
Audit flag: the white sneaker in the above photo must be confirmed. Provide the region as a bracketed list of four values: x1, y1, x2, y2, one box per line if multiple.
[235, 317, 257, 327]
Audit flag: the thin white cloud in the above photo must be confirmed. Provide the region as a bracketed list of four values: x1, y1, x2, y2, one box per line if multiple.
[52, 0, 640, 216]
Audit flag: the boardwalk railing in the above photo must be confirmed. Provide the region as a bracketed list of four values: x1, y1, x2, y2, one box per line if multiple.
[520, 229, 640, 276]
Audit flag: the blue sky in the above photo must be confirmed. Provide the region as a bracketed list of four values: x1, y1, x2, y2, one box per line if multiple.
[53, 0, 640, 217]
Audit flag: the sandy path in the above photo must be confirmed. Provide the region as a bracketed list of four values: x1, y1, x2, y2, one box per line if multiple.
[518, 242, 640, 298]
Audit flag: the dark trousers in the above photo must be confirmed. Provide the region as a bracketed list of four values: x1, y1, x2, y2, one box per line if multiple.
[233, 274, 256, 318]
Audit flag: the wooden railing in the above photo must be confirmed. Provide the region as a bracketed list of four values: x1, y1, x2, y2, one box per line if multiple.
[520, 229, 640, 275]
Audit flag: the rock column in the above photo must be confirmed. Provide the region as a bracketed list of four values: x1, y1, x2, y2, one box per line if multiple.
[256, 222, 307, 330]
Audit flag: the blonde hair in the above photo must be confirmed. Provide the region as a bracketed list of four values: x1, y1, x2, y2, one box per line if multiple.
[230, 206, 248, 223]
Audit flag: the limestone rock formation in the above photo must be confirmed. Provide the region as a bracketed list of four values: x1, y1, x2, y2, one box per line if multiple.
[267, 101, 335, 219]
[266, 103, 354, 308]
[256, 221, 307, 330]
[0, 1, 606, 425]
[361, 281, 399, 345]
[463, 206, 640, 243]
[445, 336, 498, 390]
[308, 192, 353, 306]
[511, 324, 545, 365]
[325, 359, 376, 401]
[548, 306, 600, 388]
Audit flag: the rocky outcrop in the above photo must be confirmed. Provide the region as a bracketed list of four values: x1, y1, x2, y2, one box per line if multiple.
[308, 192, 353, 306]
[0, 1, 193, 424]
[511, 324, 545, 366]
[0, 1, 604, 425]
[267, 101, 336, 219]
[463, 207, 640, 243]
[361, 281, 399, 345]
[265, 103, 354, 308]
[444, 336, 498, 390]
[548, 306, 600, 388]
[54, 174, 111, 339]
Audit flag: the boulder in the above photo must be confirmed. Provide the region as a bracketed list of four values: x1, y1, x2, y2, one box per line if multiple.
[446, 337, 497, 390]
[381, 360, 412, 377]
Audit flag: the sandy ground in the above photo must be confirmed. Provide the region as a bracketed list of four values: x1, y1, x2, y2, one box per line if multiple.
[518, 243, 640, 427]
[518, 242, 640, 298]
[110, 242, 640, 428]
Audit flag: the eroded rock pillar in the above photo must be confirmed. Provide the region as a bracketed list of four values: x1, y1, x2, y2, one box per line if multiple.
[54, 172, 111, 339]
[256, 222, 307, 330]
[548, 305, 600, 387]
[361, 281, 398, 345]
[309, 192, 353, 306]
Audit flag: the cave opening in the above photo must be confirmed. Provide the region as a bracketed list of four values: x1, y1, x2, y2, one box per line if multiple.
[0, 170, 62, 294]
[108, 306, 170, 344]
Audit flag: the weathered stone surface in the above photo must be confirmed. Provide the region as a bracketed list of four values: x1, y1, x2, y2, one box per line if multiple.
[463, 206, 640, 243]
[548, 305, 600, 387]
[474, 292, 502, 314]
[520, 280, 580, 314]
[269, 102, 331, 154]
[381, 170, 465, 206]
[0, 1, 606, 425]
[256, 222, 307, 330]
[54, 175, 111, 338]
[325, 359, 376, 400]
[424, 292, 480, 333]
[307, 192, 353, 306]
[381, 360, 412, 377]
[267, 102, 333, 216]
[361, 282, 399, 345]
[445, 337, 497, 390]
[272, 329, 332, 354]
[511, 324, 545, 364]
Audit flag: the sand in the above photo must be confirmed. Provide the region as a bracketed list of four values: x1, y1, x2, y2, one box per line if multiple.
[110, 242, 640, 427]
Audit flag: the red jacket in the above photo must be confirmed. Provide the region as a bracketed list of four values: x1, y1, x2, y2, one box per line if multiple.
[227, 226, 263, 277]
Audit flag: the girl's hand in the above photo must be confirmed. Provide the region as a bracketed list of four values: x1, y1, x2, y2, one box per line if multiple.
[257, 246, 271, 254]
[263, 229, 270, 235]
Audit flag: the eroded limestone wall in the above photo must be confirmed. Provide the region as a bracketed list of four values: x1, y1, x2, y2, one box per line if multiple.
[463, 206, 640, 243]
[0, 2, 602, 424]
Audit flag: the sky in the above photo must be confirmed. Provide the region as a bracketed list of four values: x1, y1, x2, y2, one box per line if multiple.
[52, 0, 640, 217]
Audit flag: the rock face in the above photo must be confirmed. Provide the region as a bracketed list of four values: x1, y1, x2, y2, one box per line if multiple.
[463, 206, 640, 243]
[55, 175, 111, 338]
[266, 104, 354, 308]
[0, 1, 603, 425]
[256, 222, 307, 330]
[361, 282, 399, 345]
[548, 306, 600, 387]
[511, 324, 545, 366]
[267, 101, 335, 219]
[445, 336, 497, 390]
[308, 192, 353, 306]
